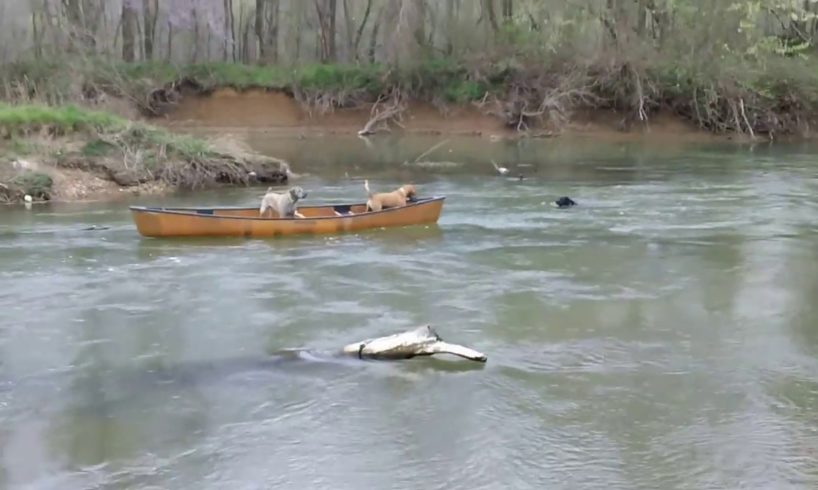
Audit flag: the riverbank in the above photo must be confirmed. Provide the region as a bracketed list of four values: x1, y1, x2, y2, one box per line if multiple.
[5, 58, 818, 141]
[0, 104, 291, 204]
[157, 86, 722, 144]
[3, 56, 818, 204]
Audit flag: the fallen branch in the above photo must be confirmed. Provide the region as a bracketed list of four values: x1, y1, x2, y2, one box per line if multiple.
[739, 98, 755, 139]
[358, 91, 406, 136]
[412, 138, 450, 164]
[632, 67, 648, 127]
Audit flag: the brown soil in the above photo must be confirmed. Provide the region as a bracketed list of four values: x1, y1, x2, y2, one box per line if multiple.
[160, 88, 509, 136]
[48, 167, 170, 202]
[0, 155, 170, 204]
[0, 87, 743, 205]
[155, 88, 727, 143]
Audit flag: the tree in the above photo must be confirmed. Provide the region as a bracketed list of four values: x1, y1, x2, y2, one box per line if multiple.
[502, 0, 512, 24]
[224, 0, 236, 62]
[121, 0, 138, 62]
[315, 0, 338, 63]
[143, 0, 159, 60]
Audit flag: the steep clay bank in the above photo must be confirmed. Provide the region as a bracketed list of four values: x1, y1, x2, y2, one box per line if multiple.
[152, 88, 726, 143]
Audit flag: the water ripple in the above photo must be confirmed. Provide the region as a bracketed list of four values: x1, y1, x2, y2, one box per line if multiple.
[2, 142, 818, 489]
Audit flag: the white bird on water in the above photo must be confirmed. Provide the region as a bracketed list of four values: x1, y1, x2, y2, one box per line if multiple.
[491, 160, 509, 176]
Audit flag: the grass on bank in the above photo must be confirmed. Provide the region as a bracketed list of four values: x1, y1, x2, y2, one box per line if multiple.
[0, 102, 210, 159]
[3, 51, 818, 136]
[1, 58, 503, 106]
[0, 103, 287, 195]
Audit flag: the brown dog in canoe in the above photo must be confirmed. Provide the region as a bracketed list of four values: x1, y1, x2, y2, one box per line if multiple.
[364, 180, 417, 212]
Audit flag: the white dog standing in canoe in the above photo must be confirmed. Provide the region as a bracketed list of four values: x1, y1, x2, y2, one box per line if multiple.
[259, 186, 308, 218]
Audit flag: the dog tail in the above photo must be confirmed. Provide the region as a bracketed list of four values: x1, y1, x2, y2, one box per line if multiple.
[364, 179, 373, 197]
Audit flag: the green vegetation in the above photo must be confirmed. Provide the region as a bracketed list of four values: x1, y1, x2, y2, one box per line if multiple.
[2, 1, 818, 205]
[0, 104, 289, 201]
[2, 1, 818, 139]
[12, 171, 53, 200]
[0, 102, 209, 160]
[0, 59, 498, 111]
[4, 48, 818, 138]
[0, 103, 125, 134]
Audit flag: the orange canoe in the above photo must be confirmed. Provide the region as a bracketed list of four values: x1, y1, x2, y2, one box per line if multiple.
[129, 196, 446, 238]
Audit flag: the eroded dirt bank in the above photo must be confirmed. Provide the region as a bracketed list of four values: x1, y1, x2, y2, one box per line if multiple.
[0, 89, 746, 206]
[154, 88, 725, 143]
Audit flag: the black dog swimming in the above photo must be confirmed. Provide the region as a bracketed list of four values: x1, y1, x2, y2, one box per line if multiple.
[552, 196, 577, 208]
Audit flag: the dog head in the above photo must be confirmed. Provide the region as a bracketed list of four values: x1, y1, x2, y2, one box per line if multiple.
[554, 196, 577, 208]
[400, 184, 417, 200]
[289, 186, 308, 201]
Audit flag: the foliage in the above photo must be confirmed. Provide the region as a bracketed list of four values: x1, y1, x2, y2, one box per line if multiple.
[0, 103, 125, 134]
[4, 1, 818, 136]
[0, 103, 286, 190]
[11, 171, 53, 199]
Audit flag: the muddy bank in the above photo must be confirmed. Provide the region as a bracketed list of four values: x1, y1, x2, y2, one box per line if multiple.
[0, 157, 168, 204]
[157, 88, 511, 136]
[0, 105, 293, 205]
[1, 142, 291, 205]
[153, 88, 727, 143]
[0, 88, 754, 206]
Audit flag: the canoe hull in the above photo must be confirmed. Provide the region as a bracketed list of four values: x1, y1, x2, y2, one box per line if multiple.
[130, 196, 445, 238]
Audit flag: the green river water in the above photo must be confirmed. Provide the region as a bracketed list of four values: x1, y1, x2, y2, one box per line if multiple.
[1, 134, 818, 489]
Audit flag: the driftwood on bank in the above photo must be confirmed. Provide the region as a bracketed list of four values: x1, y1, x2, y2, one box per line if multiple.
[358, 90, 407, 136]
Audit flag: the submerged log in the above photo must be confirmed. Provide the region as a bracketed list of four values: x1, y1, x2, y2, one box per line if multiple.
[341, 325, 487, 362]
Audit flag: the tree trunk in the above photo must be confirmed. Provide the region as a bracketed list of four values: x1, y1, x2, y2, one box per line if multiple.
[415, 0, 425, 47]
[121, 0, 137, 62]
[64, 0, 87, 51]
[230, 0, 237, 61]
[166, 19, 173, 61]
[241, 5, 252, 62]
[387, 0, 425, 65]
[137, 13, 145, 60]
[268, 0, 279, 62]
[295, 17, 302, 62]
[256, 0, 280, 63]
[353, 0, 374, 61]
[255, 0, 266, 60]
[224, 0, 232, 61]
[502, 0, 513, 23]
[343, 0, 354, 61]
[32, 10, 43, 59]
[637, 0, 648, 37]
[445, 0, 455, 55]
[369, 6, 384, 63]
[142, 0, 158, 60]
[329, 0, 337, 60]
[192, 5, 200, 62]
[482, 0, 499, 34]
[315, 0, 338, 63]
[167, 19, 173, 63]
[603, 0, 619, 43]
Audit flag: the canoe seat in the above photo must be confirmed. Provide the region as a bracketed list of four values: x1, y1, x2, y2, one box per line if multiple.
[333, 205, 354, 216]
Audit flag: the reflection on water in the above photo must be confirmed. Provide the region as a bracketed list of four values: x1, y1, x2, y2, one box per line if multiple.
[2, 135, 818, 489]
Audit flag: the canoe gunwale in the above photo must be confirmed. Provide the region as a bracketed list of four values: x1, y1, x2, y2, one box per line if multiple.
[129, 196, 445, 222]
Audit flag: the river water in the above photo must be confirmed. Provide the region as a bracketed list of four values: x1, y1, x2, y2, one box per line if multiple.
[2, 134, 818, 490]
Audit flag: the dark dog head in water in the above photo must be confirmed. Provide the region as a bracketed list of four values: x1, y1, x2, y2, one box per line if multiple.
[553, 196, 577, 208]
